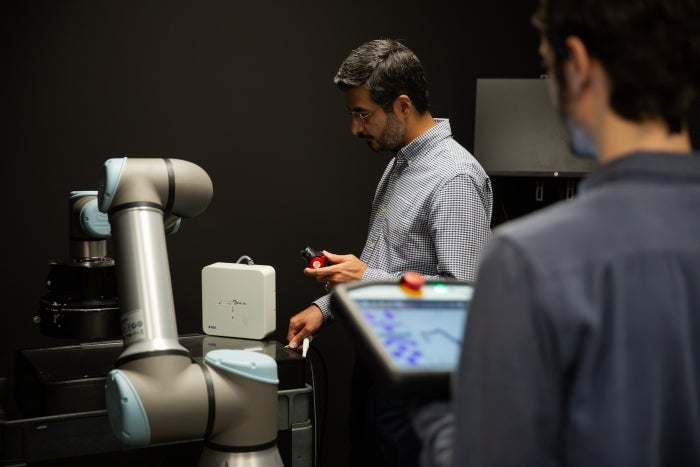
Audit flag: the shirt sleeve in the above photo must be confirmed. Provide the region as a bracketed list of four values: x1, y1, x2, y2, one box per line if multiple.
[452, 235, 561, 467]
[430, 173, 492, 282]
[311, 293, 334, 322]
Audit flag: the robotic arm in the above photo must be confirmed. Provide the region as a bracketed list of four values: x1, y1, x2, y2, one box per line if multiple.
[36, 189, 183, 340]
[97, 157, 213, 361]
[99, 157, 283, 466]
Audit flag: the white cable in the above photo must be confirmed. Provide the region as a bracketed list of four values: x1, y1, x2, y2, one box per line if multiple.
[302, 336, 313, 358]
[235, 255, 254, 265]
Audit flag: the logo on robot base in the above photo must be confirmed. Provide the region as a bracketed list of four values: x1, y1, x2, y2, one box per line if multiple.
[121, 311, 145, 344]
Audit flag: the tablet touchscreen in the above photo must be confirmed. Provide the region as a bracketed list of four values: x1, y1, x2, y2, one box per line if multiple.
[332, 280, 473, 399]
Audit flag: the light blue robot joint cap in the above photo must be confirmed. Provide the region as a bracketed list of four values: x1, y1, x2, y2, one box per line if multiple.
[70, 190, 98, 199]
[80, 199, 111, 238]
[98, 157, 128, 212]
[205, 349, 279, 384]
[104, 369, 151, 446]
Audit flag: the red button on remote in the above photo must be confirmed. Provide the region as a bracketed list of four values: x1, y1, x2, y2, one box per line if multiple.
[310, 256, 326, 269]
[401, 271, 425, 290]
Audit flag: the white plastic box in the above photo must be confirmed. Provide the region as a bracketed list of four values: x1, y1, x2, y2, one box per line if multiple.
[201, 262, 276, 339]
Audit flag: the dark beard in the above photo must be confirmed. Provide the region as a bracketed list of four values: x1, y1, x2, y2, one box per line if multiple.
[374, 112, 406, 152]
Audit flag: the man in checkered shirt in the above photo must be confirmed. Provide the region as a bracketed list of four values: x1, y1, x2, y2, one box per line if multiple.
[287, 39, 493, 466]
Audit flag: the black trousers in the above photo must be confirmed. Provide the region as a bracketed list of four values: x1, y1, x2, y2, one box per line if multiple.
[348, 357, 421, 467]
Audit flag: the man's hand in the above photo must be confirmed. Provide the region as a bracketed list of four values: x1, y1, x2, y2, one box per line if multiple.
[304, 250, 368, 288]
[287, 305, 324, 349]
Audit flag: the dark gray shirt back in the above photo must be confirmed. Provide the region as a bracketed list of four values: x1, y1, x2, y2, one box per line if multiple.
[454, 152, 700, 466]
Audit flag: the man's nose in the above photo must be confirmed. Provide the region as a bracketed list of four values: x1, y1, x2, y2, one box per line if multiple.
[350, 118, 364, 136]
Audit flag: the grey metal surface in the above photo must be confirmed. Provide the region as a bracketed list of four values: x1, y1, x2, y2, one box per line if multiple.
[109, 207, 187, 360]
[474, 78, 597, 176]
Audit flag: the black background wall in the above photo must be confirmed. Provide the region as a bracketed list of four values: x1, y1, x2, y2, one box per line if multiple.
[0, 0, 573, 465]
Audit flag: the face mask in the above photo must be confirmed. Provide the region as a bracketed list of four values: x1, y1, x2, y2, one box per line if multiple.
[545, 67, 599, 160]
[563, 117, 598, 158]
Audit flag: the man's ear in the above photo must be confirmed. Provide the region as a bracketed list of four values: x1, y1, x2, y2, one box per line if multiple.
[563, 36, 594, 96]
[393, 94, 412, 118]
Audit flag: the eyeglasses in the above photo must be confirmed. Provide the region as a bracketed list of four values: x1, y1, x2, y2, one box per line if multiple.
[348, 109, 373, 124]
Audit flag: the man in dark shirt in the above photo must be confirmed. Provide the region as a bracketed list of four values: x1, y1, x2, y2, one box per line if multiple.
[415, 0, 700, 465]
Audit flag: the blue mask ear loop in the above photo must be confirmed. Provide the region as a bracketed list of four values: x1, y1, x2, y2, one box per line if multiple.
[546, 33, 600, 159]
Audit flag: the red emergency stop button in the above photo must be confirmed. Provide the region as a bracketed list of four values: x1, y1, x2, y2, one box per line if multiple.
[401, 271, 425, 291]
[310, 256, 326, 269]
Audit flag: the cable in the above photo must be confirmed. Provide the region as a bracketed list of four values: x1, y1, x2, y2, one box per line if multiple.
[302, 337, 311, 358]
[308, 352, 318, 467]
[499, 198, 510, 223]
[308, 344, 328, 467]
[235, 255, 255, 265]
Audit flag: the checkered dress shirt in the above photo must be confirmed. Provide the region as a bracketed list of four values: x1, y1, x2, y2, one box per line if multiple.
[315, 118, 493, 321]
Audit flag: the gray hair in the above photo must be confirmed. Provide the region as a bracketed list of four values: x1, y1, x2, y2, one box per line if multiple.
[333, 39, 430, 113]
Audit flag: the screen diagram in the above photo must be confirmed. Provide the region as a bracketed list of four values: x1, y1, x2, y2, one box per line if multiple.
[357, 300, 467, 370]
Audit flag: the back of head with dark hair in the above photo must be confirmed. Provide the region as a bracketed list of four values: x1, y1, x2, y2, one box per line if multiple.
[334, 39, 430, 113]
[533, 0, 700, 133]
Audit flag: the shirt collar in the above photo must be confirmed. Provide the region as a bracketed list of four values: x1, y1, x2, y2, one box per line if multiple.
[395, 118, 452, 163]
[580, 151, 700, 193]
